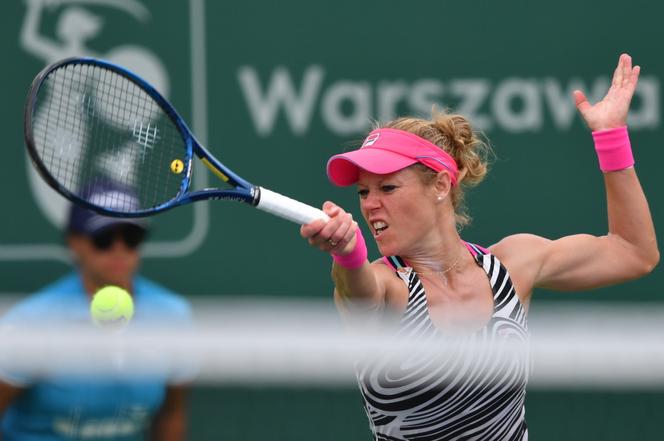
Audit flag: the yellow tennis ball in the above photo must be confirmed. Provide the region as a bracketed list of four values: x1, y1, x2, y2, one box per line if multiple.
[170, 159, 184, 174]
[90, 286, 134, 328]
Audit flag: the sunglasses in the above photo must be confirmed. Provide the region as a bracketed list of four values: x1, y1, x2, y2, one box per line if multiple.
[90, 225, 147, 251]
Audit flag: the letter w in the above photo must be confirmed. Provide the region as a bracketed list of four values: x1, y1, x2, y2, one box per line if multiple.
[238, 65, 324, 136]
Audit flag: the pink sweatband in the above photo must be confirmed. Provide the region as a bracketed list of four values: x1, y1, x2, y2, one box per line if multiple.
[332, 228, 368, 269]
[592, 126, 634, 172]
[327, 128, 459, 186]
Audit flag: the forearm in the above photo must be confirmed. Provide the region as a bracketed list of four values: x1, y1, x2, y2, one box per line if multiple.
[150, 386, 187, 441]
[329, 226, 384, 305]
[332, 262, 383, 305]
[150, 414, 186, 441]
[604, 168, 659, 266]
[587, 121, 659, 272]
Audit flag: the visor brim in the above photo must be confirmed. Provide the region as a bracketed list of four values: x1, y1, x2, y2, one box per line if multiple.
[326, 149, 417, 186]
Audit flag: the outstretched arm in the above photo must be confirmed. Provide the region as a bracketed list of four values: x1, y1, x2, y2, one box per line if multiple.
[493, 54, 659, 295]
[301, 202, 397, 310]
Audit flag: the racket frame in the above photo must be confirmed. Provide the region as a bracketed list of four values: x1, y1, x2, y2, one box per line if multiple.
[25, 57, 328, 224]
[24, 57, 259, 218]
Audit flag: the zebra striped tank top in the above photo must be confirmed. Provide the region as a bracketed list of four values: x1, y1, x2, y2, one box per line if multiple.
[357, 242, 529, 441]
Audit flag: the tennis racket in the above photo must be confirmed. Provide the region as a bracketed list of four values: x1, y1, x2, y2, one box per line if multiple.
[24, 57, 328, 224]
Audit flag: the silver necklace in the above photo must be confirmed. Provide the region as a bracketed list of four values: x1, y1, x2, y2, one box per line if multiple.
[416, 251, 463, 286]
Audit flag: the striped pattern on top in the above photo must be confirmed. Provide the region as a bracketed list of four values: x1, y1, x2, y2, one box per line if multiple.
[357, 243, 529, 441]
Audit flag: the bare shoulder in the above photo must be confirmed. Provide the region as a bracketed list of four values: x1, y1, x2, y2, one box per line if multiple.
[370, 258, 403, 289]
[370, 258, 409, 309]
[370, 257, 395, 273]
[489, 233, 552, 261]
[488, 234, 553, 306]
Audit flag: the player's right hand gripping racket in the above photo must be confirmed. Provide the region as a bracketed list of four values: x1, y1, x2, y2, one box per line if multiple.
[24, 57, 328, 224]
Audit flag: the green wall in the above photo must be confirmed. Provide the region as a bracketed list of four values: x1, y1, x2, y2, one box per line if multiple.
[189, 387, 664, 441]
[1, 0, 662, 439]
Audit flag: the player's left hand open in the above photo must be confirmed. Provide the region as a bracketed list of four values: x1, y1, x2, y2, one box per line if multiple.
[573, 53, 640, 131]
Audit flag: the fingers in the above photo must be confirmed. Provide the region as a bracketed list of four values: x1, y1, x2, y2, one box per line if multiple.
[299, 201, 340, 238]
[317, 202, 355, 252]
[612, 57, 624, 88]
[630, 65, 641, 89]
[573, 90, 591, 115]
[611, 54, 633, 89]
[338, 222, 358, 254]
[300, 218, 326, 240]
[616, 55, 640, 101]
[575, 54, 640, 131]
[324, 220, 356, 253]
[621, 54, 632, 87]
[613, 54, 640, 92]
[301, 201, 357, 253]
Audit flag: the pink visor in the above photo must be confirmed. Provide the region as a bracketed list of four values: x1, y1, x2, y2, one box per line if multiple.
[327, 128, 459, 186]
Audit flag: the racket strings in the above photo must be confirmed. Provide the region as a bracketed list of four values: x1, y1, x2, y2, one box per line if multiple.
[90, 65, 183, 208]
[31, 63, 188, 213]
[36, 68, 87, 193]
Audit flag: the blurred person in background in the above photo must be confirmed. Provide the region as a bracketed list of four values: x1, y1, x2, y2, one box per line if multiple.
[0, 186, 192, 441]
[301, 54, 658, 440]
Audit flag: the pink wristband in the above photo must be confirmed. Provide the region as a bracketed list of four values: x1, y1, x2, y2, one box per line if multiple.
[332, 228, 368, 269]
[592, 126, 634, 172]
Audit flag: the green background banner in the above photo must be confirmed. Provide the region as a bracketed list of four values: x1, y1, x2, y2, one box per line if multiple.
[1, 0, 662, 439]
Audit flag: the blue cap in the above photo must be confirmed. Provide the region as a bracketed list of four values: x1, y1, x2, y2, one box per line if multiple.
[66, 184, 150, 235]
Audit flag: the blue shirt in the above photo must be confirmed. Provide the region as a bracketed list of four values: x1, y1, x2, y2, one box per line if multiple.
[0, 273, 192, 441]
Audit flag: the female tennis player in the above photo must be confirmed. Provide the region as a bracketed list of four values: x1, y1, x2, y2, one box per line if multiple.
[301, 53, 658, 440]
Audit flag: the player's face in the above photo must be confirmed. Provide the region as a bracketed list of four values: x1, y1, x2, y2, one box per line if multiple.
[68, 225, 145, 287]
[358, 167, 441, 256]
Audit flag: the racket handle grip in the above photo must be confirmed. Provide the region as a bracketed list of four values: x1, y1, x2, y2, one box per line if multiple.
[256, 187, 329, 224]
